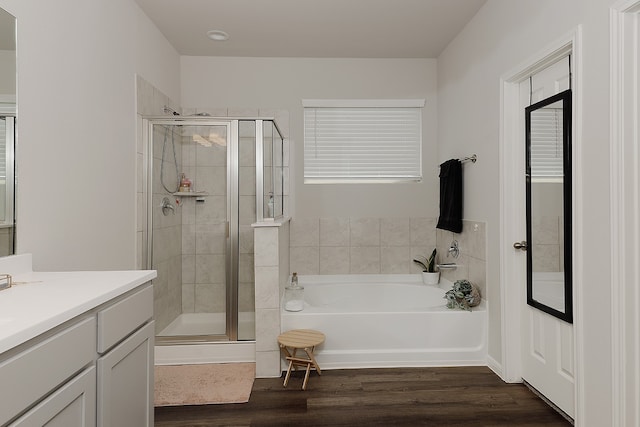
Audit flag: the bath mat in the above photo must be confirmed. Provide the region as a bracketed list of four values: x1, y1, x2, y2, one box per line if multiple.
[154, 362, 255, 406]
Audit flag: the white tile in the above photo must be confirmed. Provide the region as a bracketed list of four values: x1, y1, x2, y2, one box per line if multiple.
[350, 218, 380, 246]
[195, 254, 226, 283]
[255, 266, 280, 310]
[410, 217, 437, 248]
[290, 246, 320, 275]
[381, 218, 410, 246]
[195, 166, 226, 195]
[255, 227, 279, 266]
[239, 253, 255, 282]
[319, 217, 349, 247]
[195, 223, 226, 254]
[290, 218, 319, 247]
[349, 247, 380, 274]
[239, 166, 256, 196]
[255, 309, 280, 352]
[182, 254, 196, 284]
[182, 284, 195, 313]
[319, 247, 350, 274]
[380, 246, 411, 274]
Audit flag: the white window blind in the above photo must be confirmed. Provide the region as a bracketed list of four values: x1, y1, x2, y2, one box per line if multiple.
[530, 107, 564, 179]
[303, 102, 423, 183]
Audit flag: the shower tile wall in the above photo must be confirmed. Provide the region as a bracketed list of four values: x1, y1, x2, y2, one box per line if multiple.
[136, 75, 182, 333]
[180, 129, 228, 315]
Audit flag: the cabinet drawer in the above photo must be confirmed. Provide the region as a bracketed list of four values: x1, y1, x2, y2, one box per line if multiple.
[97, 284, 153, 353]
[0, 317, 96, 426]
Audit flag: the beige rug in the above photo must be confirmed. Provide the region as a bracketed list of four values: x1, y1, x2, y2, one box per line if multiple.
[154, 363, 255, 406]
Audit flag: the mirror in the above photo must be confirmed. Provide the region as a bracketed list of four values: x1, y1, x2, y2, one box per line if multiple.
[0, 6, 16, 256]
[525, 89, 572, 323]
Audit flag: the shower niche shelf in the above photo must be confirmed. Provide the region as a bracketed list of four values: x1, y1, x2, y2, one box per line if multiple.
[172, 192, 209, 197]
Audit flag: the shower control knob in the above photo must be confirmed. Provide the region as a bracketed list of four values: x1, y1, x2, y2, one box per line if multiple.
[513, 241, 528, 251]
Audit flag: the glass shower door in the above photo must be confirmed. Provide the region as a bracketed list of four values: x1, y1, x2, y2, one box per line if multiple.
[150, 121, 233, 340]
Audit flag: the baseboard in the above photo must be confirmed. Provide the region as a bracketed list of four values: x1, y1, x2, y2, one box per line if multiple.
[486, 355, 505, 380]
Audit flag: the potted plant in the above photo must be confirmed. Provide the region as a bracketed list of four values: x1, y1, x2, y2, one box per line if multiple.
[413, 248, 440, 285]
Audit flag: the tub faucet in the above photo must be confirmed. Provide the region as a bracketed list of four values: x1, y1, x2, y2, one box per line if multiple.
[448, 240, 460, 258]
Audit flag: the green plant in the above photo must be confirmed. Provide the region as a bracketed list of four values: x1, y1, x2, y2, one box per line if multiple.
[444, 279, 481, 311]
[413, 248, 438, 272]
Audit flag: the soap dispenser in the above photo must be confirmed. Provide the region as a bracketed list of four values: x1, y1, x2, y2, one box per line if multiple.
[284, 272, 304, 312]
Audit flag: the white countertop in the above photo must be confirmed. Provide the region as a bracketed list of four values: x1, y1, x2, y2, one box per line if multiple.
[0, 255, 156, 354]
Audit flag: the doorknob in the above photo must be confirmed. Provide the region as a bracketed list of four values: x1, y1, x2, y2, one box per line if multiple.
[513, 241, 527, 251]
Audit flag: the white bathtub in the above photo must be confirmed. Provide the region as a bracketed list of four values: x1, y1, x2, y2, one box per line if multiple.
[281, 274, 487, 369]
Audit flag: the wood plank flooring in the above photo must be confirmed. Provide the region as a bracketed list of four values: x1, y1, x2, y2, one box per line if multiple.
[154, 367, 572, 427]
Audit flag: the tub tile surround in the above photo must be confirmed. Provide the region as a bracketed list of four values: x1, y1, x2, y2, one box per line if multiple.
[290, 217, 438, 275]
[436, 220, 487, 298]
[289, 217, 486, 298]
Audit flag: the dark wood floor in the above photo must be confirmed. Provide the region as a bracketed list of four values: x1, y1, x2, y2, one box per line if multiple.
[155, 367, 572, 427]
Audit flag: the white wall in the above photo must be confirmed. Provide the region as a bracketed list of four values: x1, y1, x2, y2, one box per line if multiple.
[0, 50, 15, 95]
[0, 0, 180, 270]
[180, 57, 439, 219]
[438, 0, 615, 424]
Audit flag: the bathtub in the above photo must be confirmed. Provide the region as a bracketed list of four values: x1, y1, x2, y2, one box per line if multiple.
[281, 274, 487, 369]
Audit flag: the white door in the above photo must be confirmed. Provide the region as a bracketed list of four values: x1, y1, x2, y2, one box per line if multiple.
[516, 58, 575, 417]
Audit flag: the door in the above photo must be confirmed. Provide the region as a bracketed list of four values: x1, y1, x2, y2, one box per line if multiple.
[517, 58, 575, 417]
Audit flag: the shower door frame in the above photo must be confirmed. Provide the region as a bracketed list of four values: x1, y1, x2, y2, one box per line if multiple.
[143, 117, 244, 343]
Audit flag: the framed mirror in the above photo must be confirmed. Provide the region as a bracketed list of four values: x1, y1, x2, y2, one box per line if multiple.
[0, 6, 16, 256]
[525, 89, 572, 323]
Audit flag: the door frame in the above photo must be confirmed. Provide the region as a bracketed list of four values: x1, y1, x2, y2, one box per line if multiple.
[499, 27, 583, 418]
[610, 1, 640, 426]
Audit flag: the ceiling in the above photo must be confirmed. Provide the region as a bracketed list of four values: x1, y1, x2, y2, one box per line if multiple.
[133, 0, 487, 58]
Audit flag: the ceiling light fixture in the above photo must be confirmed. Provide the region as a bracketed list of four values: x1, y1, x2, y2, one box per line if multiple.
[206, 30, 229, 41]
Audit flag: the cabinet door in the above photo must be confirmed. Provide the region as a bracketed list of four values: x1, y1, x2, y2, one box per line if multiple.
[10, 366, 96, 427]
[97, 321, 154, 427]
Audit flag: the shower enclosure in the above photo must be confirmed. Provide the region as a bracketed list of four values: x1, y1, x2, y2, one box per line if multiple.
[143, 116, 284, 344]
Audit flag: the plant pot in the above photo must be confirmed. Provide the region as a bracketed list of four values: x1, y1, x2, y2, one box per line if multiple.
[422, 271, 440, 285]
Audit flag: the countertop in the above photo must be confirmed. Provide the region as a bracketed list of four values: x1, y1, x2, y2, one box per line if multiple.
[0, 255, 156, 354]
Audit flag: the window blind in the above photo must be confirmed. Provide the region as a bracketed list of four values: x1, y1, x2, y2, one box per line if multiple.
[530, 108, 563, 178]
[304, 106, 422, 183]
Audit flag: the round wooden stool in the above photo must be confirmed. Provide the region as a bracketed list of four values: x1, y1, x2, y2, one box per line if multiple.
[277, 329, 325, 390]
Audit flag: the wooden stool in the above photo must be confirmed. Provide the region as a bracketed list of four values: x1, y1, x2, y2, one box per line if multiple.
[277, 329, 325, 390]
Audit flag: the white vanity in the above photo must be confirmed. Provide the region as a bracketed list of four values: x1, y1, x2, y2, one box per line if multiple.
[0, 254, 156, 427]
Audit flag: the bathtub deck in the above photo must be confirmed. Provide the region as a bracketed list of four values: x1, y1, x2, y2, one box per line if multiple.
[155, 366, 572, 426]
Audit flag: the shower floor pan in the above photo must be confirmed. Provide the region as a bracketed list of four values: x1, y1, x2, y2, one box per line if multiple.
[159, 312, 255, 339]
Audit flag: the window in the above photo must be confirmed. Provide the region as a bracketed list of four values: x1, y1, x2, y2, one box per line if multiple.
[303, 99, 424, 183]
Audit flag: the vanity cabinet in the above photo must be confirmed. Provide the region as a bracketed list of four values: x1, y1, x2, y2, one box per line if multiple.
[0, 281, 154, 427]
[96, 285, 154, 427]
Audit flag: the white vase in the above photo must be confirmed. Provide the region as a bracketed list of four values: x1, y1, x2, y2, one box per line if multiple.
[422, 271, 440, 285]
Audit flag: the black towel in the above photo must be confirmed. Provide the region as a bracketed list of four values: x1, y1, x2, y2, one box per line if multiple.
[436, 159, 463, 233]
